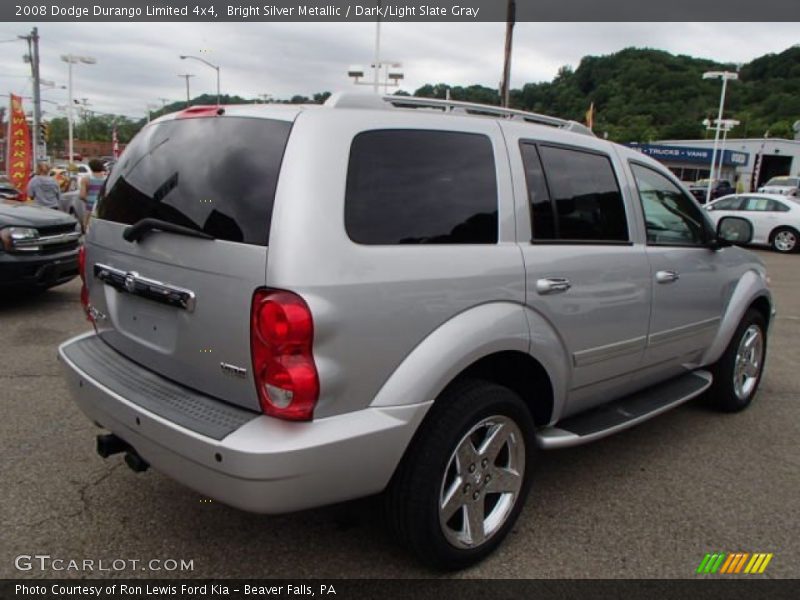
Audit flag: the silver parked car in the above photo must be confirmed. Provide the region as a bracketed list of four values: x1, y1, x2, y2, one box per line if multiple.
[59, 95, 773, 569]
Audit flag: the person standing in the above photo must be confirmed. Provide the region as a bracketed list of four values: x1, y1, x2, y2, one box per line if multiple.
[27, 162, 62, 209]
[79, 159, 107, 230]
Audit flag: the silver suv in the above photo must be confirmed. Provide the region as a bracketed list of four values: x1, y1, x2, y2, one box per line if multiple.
[59, 94, 773, 570]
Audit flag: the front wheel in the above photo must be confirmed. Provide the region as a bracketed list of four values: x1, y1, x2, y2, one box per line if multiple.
[706, 309, 767, 412]
[385, 379, 536, 570]
[771, 227, 798, 253]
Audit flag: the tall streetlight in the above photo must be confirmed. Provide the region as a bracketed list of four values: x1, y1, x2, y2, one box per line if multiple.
[180, 55, 220, 105]
[177, 73, 195, 107]
[702, 70, 738, 203]
[61, 54, 96, 166]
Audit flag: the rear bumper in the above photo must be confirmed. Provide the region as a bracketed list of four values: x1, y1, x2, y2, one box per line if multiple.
[0, 248, 79, 289]
[58, 332, 430, 514]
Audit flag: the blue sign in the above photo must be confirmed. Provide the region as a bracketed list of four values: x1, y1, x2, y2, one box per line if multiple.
[628, 143, 749, 166]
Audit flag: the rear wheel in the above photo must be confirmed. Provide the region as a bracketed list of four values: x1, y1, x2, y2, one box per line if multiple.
[770, 227, 798, 253]
[707, 309, 767, 412]
[385, 379, 536, 570]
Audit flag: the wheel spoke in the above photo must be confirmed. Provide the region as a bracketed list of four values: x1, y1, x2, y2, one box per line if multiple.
[440, 477, 465, 521]
[455, 439, 478, 474]
[743, 330, 759, 351]
[464, 501, 486, 546]
[478, 422, 510, 461]
[485, 466, 521, 494]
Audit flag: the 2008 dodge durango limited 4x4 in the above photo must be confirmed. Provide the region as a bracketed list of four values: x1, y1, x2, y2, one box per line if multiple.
[59, 94, 773, 570]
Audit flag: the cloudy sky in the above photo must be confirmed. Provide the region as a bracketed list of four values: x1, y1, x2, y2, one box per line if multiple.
[0, 22, 797, 119]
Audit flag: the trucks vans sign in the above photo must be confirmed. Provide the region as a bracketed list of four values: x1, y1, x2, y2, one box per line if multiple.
[629, 143, 749, 166]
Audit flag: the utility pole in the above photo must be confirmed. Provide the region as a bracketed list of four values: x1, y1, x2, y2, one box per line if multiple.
[500, 0, 516, 107]
[178, 73, 195, 108]
[20, 27, 42, 167]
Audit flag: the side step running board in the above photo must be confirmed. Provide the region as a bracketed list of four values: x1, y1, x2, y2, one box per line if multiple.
[536, 370, 712, 449]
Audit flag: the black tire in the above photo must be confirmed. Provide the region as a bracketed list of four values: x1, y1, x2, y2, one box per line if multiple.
[706, 309, 767, 412]
[385, 379, 536, 570]
[770, 226, 798, 253]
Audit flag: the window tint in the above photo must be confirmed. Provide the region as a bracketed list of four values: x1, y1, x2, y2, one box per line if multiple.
[519, 143, 555, 239]
[345, 130, 498, 244]
[535, 145, 628, 242]
[98, 117, 291, 246]
[631, 164, 708, 246]
[710, 196, 744, 211]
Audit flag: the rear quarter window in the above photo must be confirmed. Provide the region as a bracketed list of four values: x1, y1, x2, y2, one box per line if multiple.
[97, 117, 291, 246]
[345, 130, 498, 245]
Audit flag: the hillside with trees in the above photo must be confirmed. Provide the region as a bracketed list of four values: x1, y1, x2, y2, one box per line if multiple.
[45, 46, 799, 152]
[414, 46, 800, 143]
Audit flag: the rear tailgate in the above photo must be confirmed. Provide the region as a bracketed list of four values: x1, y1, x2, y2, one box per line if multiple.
[85, 112, 292, 411]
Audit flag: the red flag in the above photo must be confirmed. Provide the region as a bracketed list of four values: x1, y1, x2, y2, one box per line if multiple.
[112, 126, 120, 159]
[6, 94, 32, 200]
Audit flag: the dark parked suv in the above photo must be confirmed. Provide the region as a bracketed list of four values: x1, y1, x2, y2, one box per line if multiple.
[689, 179, 733, 204]
[0, 200, 81, 290]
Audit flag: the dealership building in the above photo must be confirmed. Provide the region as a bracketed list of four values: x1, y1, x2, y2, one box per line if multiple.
[628, 137, 800, 191]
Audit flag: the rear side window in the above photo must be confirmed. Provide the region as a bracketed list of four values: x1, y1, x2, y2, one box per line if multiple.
[521, 143, 628, 242]
[97, 117, 291, 246]
[345, 130, 498, 244]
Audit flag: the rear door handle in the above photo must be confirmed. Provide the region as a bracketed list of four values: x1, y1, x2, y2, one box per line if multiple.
[655, 270, 680, 284]
[536, 277, 572, 295]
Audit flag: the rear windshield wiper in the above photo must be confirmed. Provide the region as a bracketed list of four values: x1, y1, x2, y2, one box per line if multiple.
[123, 218, 214, 243]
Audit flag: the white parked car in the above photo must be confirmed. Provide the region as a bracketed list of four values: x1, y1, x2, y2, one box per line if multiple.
[706, 193, 800, 253]
[757, 176, 799, 196]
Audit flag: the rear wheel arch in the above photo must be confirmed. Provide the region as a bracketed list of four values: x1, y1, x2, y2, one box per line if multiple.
[440, 350, 554, 427]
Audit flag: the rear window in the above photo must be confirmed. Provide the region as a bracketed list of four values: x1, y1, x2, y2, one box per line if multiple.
[97, 117, 291, 246]
[345, 130, 498, 245]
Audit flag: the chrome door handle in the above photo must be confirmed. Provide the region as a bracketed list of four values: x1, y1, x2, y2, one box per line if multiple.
[536, 277, 572, 295]
[656, 270, 680, 284]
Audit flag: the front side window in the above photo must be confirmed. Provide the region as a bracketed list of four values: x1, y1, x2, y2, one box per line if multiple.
[709, 197, 744, 211]
[522, 143, 628, 242]
[631, 163, 709, 246]
[345, 130, 498, 245]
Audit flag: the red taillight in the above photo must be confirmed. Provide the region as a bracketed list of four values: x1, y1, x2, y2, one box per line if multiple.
[250, 289, 319, 421]
[78, 246, 93, 323]
[78, 245, 86, 281]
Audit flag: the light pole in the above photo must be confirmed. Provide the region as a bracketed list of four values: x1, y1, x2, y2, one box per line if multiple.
[715, 118, 740, 184]
[373, 0, 381, 94]
[180, 55, 220, 105]
[348, 62, 403, 91]
[177, 73, 195, 107]
[702, 70, 738, 203]
[61, 54, 96, 166]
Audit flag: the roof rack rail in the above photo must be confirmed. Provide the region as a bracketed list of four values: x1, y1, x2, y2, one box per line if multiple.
[324, 92, 595, 137]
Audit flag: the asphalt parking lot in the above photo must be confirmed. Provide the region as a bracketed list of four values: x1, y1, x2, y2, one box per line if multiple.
[1, 249, 798, 579]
